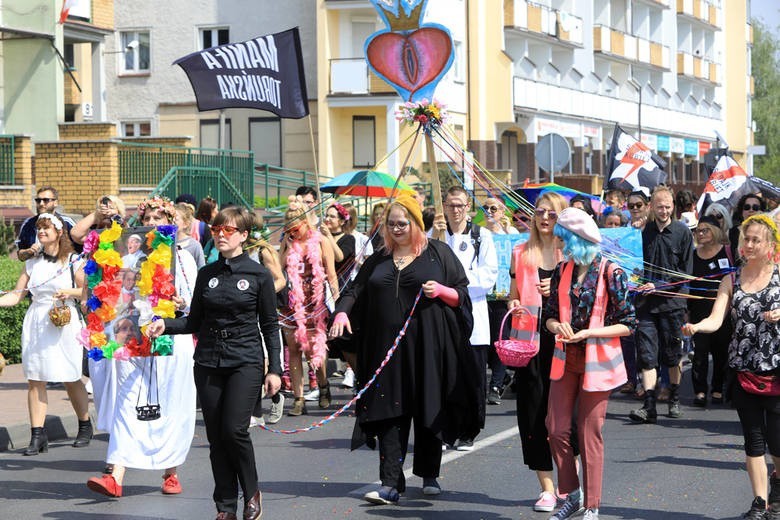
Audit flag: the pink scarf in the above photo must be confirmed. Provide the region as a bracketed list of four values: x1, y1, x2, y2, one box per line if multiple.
[285, 229, 328, 369]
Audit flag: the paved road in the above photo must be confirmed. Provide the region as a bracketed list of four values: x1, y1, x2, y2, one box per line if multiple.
[0, 375, 754, 519]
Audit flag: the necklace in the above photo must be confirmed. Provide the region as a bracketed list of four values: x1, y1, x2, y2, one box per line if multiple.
[394, 253, 412, 269]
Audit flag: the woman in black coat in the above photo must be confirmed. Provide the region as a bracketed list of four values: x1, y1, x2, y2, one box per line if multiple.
[329, 194, 480, 505]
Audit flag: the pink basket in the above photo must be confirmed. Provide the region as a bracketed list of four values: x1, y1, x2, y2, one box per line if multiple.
[493, 307, 539, 368]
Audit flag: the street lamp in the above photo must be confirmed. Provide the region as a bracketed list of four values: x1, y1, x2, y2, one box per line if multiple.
[627, 78, 642, 140]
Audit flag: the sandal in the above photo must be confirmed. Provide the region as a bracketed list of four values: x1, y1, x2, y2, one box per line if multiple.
[693, 393, 706, 407]
[711, 392, 724, 404]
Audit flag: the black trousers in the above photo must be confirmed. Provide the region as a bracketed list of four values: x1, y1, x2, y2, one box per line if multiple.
[691, 323, 729, 395]
[469, 344, 488, 432]
[376, 415, 443, 490]
[194, 363, 263, 514]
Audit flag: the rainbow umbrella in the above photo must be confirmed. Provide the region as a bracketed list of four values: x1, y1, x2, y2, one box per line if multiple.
[321, 170, 415, 198]
[514, 182, 603, 214]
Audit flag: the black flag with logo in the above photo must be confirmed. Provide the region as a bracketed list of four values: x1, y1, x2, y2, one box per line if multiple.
[174, 27, 309, 119]
[606, 124, 667, 193]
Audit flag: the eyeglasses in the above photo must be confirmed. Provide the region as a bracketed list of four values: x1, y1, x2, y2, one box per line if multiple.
[446, 203, 467, 211]
[695, 228, 711, 234]
[534, 208, 558, 219]
[210, 224, 240, 237]
[386, 220, 410, 231]
[627, 202, 645, 210]
[35, 197, 55, 204]
[483, 205, 500, 213]
[743, 204, 761, 212]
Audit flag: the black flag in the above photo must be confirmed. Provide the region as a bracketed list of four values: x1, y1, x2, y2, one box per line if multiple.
[174, 27, 309, 119]
[606, 124, 667, 193]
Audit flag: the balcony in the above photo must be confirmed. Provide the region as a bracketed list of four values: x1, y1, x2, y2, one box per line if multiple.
[329, 58, 396, 96]
[634, 0, 671, 8]
[504, 0, 583, 47]
[677, 51, 720, 85]
[593, 26, 670, 70]
[676, 0, 719, 30]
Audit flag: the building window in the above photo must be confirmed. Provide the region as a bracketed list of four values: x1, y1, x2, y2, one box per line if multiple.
[249, 117, 282, 166]
[121, 31, 150, 73]
[64, 43, 76, 71]
[353, 116, 376, 168]
[200, 119, 232, 149]
[453, 40, 464, 82]
[201, 27, 230, 49]
[122, 121, 152, 137]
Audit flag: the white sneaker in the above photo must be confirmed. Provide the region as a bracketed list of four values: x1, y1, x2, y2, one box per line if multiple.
[267, 394, 285, 424]
[304, 388, 320, 401]
[342, 368, 355, 388]
[84, 379, 93, 395]
[249, 416, 265, 427]
[583, 508, 599, 520]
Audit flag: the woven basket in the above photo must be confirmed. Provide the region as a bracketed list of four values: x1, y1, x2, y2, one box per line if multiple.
[493, 307, 539, 367]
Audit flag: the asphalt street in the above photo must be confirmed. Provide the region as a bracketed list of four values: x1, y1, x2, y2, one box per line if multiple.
[0, 374, 755, 519]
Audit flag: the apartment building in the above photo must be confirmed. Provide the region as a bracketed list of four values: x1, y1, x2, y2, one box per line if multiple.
[318, 0, 753, 188]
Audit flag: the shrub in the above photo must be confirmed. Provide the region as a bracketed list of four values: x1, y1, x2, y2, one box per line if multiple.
[0, 256, 28, 364]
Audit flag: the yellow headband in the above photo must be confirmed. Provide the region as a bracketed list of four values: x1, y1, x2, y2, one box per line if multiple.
[742, 214, 780, 253]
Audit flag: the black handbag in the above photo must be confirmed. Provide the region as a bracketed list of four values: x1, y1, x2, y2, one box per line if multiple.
[136, 356, 161, 421]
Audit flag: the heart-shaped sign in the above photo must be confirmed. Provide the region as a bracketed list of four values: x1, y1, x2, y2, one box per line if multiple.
[367, 27, 452, 102]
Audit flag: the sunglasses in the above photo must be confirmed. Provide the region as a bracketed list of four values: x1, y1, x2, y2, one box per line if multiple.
[210, 224, 240, 237]
[743, 204, 761, 212]
[35, 197, 56, 204]
[446, 203, 467, 211]
[712, 213, 724, 220]
[534, 208, 558, 219]
[386, 220, 410, 231]
[483, 205, 500, 213]
[627, 202, 645, 210]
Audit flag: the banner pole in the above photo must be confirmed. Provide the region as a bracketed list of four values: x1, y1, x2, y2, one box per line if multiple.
[307, 114, 324, 222]
[425, 129, 445, 242]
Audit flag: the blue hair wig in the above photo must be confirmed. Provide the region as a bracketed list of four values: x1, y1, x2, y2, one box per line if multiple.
[554, 225, 600, 266]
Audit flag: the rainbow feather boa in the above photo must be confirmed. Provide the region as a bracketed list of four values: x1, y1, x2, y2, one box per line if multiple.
[286, 229, 328, 368]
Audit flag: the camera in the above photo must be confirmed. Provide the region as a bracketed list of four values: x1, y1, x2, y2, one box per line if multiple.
[101, 196, 111, 206]
[111, 214, 124, 225]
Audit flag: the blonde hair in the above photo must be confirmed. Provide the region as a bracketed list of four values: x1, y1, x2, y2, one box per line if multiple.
[696, 221, 726, 247]
[740, 214, 780, 257]
[175, 202, 195, 228]
[521, 192, 568, 265]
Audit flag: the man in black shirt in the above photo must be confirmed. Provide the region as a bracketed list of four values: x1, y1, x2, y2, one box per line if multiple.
[16, 186, 77, 260]
[630, 186, 693, 424]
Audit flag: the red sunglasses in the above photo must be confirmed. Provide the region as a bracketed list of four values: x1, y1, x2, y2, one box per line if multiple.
[210, 225, 240, 237]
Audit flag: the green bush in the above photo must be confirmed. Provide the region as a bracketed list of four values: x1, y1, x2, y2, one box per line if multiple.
[0, 256, 29, 364]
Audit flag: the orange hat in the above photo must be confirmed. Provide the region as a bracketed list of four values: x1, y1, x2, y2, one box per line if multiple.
[390, 193, 424, 231]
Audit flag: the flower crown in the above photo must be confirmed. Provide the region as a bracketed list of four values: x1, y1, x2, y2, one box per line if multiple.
[138, 196, 176, 222]
[743, 213, 780, 252]
[331, 203, 350, 221]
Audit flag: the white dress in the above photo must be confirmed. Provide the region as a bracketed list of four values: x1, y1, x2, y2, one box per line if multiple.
[22, 255, 83, 382]
[90, 248, 198, 470]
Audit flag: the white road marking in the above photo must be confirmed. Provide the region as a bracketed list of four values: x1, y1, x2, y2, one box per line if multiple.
[349, 426, 518, 496]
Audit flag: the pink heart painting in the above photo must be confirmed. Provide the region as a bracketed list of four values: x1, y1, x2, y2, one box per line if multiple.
[366, 27, 453, 102]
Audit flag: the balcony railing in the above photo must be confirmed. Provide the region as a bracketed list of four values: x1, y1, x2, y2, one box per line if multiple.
[329, 58, 396, 96]
[676, 0, 719, 28]
[593, 26, 670, 69]
[0, 135, 15, 185]
[504, 0, 583, 46]
[676, 51, 720, 84]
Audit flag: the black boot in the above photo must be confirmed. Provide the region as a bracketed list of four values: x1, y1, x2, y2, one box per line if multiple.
[668, 384, 682, 418]
[72, 419, 93, 447]
[629, 389, 658, 424]
[23, 427, 48, 456]
[769, 472, 780, 518]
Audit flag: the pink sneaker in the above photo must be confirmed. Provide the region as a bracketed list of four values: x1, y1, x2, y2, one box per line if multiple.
[534, 491, 557, 512]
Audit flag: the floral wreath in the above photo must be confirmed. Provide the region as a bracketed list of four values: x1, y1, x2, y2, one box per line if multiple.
[137, 196, 177, 223]
[330, 203, 350, 222]
[80, 222, 177, 360]
[395, 98, 449, 128]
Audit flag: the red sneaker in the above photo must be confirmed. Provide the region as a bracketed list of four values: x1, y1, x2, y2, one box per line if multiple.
[87, 474, 122, 497]
[162, 473, 182, 494]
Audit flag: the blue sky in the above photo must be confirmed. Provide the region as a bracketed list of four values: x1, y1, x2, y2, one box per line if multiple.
[751, 1, 780, 31]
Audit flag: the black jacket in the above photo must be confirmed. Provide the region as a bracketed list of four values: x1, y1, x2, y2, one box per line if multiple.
[164, 252, 282, 373]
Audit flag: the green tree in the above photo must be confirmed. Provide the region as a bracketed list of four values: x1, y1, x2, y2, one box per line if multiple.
[752, 19, 780, 183]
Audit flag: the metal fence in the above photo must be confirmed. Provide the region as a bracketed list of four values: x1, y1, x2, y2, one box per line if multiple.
[119, 142, 254, 206]
[0, 135, 15, 185]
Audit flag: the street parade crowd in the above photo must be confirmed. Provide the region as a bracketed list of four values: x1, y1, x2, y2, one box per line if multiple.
[3, 182, 780, 520]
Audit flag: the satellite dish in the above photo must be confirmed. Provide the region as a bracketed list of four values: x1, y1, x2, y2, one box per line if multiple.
[535, 133, 571, 181]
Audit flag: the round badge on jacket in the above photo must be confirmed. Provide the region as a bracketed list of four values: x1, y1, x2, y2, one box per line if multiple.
[208, 277, 219, 288]
[237, 279, 249, 291]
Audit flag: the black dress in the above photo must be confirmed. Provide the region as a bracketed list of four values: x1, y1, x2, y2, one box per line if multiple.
[334, 232, 356, 291]
[336, 240, 480, 448]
